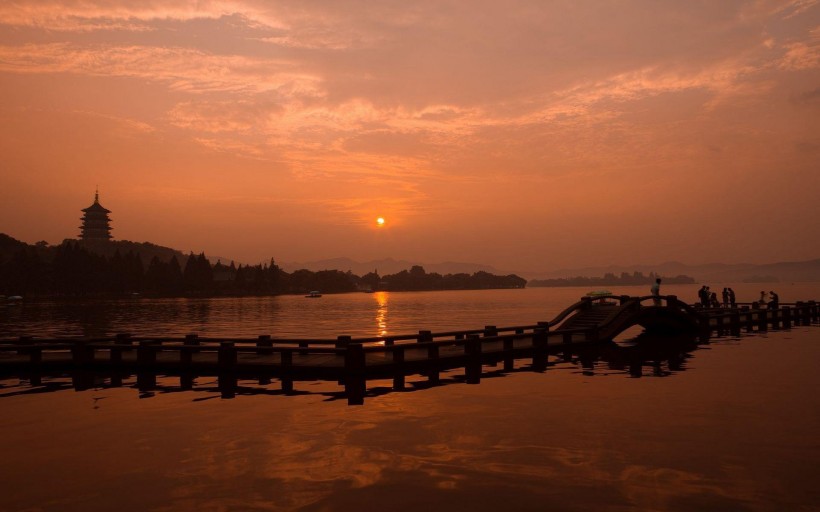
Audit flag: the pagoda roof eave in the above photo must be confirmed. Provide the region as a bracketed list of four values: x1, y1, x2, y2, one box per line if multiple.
[82, 204, 111, 213]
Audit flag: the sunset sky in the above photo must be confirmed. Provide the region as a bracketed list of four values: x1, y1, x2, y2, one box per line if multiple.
[1, 1, 818, 272]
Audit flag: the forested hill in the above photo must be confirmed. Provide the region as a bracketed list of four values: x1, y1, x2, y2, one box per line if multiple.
[0, 234, 526, 297]
[0, 233, 185, 266]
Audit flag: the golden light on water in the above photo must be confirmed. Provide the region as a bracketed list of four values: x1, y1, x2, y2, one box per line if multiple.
[374, 291, 388, 338]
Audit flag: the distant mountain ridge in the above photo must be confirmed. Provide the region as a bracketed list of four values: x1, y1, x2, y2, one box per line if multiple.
[279, 257, 504, 276]
[527, 259, 820, 283]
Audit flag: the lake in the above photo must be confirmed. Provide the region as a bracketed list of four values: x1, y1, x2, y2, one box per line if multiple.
[1, 283, 819, 511]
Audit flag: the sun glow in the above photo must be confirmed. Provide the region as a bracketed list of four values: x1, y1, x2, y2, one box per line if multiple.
[376, 217, 385, 226]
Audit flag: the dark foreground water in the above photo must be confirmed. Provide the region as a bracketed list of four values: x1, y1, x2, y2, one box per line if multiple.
[1, 284, 819, 511]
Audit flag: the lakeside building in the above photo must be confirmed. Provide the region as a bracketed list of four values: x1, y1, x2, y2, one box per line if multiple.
[79, 190, 113, 240]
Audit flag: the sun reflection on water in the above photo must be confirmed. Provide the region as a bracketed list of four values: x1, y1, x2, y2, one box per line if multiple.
[374, 291, 389, 338]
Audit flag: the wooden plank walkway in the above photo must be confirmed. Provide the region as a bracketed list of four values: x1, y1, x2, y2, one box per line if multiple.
[1, 295, 817, 404]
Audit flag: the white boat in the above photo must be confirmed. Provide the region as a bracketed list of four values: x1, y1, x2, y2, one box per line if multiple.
[305, 291, 322, 298]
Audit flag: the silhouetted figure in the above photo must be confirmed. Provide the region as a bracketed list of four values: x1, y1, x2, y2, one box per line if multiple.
[710, 292, 720, 308]
[698, 286, 709, 307]
[768, 291, 779, 310]
[759, 291, 767, 307]
[651, 278, 662, 306]
[728, 288, 736, 308]
[722, 288, 729, 308]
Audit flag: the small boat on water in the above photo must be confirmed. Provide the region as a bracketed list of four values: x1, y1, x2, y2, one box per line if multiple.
[305, 291, 322, 298]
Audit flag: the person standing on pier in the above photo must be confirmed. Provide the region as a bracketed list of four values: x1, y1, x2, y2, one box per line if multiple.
[651, 278, 662, 306]
[698, 286, 709, 307]
[768, 291, 779, 309]
[759, 291, 767, 307]
[728, 288, 736, 308]
[722, 288, 730, 308]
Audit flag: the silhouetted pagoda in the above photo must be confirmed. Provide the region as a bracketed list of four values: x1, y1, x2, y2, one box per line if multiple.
[79, 190, 113, 240]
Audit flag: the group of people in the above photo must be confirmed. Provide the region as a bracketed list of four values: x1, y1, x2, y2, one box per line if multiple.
[694, 286, 780, 309]
[648, 279, 782, 310]
[759, 290, 779, 309]
[697, 286, 735, 308]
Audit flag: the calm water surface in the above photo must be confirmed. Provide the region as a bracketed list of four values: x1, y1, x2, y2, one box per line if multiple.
[2, 283, 816, 339]
[1, 283, 819, 511]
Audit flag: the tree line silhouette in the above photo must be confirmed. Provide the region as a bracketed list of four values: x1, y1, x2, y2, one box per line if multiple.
[0, 241, 526, 297]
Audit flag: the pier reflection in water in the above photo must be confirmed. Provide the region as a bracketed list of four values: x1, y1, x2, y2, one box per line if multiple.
[1, 326, 818, 511]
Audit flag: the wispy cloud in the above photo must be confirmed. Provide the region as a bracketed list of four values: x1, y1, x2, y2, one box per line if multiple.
[778, 26, 820, 70]
[0, 42, 322, 95]
[0, 1, 283, 31]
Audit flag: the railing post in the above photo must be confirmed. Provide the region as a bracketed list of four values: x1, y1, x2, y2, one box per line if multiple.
[280, 350, 294, 393]
[218, 341, 237, 369]
[757, 309, 768, 332]
[29, 346, 42, 365]
[113, 333, 132, 364]
[742, 307, 754, 333]
[532, 327, 548, 371]
[137, 341, 157, 391]
[28, 346, 42, 386]
[730, 311, 741, 336]
[418, 330, 432, 343]
[218, 343, 238, 399]
[137, 340, 156, 366]
[483, 326, 499, 367]
[17, 336, 33, 356]
[810, 301, 818, 323]
[782, 306, 792, 329]
[771, 308, 780, 330]
[71, 340, 94, 366]
[24, 339, 43, 387]
[427, 344, 440, 384]
[794, 301, 806, 326]
[179, 334, 195, 389]
[698, 316, 711, 342]
[256, 334, 272, 355]
[181, 334, 198, 367]
[345, 343, 366, 405]
[503, 337, 515, 371]
[392, 346, 405, 390]
[336, 336, 351, 385]
[465, 334, 482, 384]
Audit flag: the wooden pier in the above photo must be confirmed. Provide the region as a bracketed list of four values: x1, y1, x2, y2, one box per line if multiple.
[1, 295, 818, 404]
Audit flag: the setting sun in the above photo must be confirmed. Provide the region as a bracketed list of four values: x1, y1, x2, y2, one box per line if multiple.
[376, 217, 385, 227]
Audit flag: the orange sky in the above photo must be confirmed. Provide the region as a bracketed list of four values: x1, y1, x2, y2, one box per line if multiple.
[0, 1, 818, 272]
